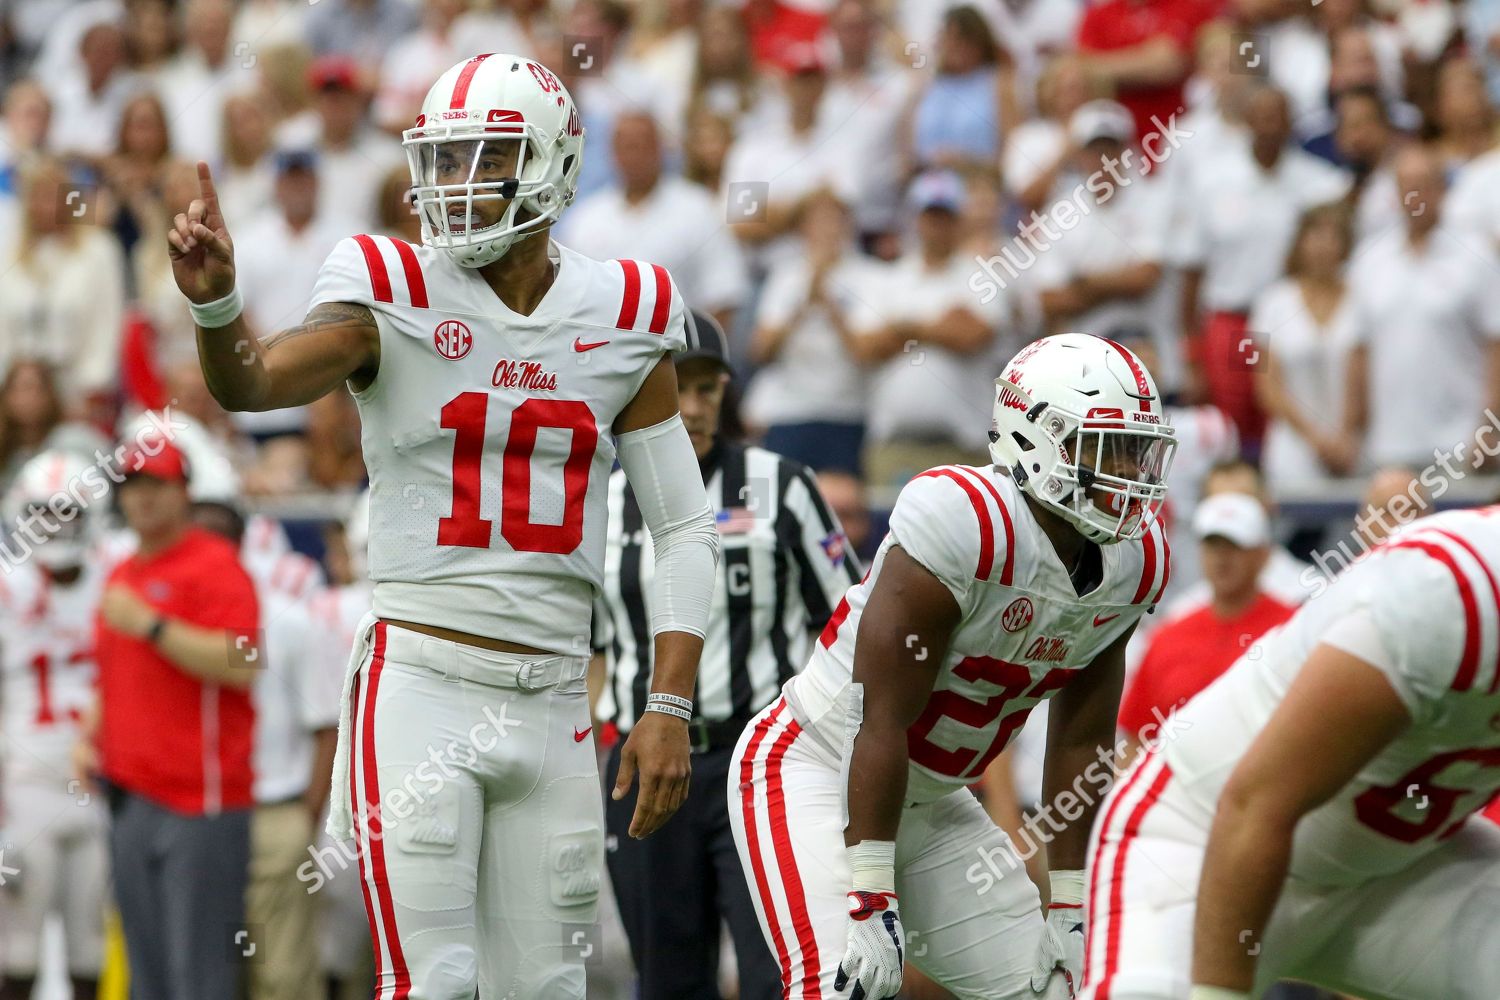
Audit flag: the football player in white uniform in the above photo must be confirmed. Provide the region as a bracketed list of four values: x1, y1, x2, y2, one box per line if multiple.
[729, 334, 1178, 999]
[167, 54, 720, 999]
[0, 451, 116, 1000]
[1083, 507, 1500, 1000]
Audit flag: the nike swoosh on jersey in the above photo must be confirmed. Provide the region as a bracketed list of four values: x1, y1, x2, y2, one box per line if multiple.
[574, 726, 593, 742]
[573, 337, 609, 352]
[1093, 612, 1121, 627]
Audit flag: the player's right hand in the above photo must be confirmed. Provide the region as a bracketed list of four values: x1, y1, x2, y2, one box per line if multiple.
[612, 710, 690, 838]
[167, 161, 236, 304]
[834, 890, 904, 1000]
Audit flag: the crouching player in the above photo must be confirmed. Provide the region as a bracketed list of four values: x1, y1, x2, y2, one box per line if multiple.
[1084, 507, 1500, 999]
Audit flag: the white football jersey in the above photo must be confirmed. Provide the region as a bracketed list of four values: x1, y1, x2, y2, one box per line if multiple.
[309, 235, 686, 653]
[787, 464, 1168, 803]
[1166, 507, 1500, 887]
[0, 558, 111, 783]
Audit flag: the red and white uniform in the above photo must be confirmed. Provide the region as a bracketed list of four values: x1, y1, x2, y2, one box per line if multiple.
[313, 234, 686, 1000]
[0, 556, 112, 977]
[1085, 507, 1500, 999]
[731, 464, 1168, 998]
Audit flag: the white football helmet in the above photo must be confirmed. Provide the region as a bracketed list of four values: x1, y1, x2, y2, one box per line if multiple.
[988, 334, 1177, 544]
[404, 54, 585, 268]
[3, 450, 100, 571]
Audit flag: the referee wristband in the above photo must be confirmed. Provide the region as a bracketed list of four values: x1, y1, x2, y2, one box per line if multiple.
[188, 286, 244, 329]
[646, 692, 693, 713]
[643, 702, 691, 722]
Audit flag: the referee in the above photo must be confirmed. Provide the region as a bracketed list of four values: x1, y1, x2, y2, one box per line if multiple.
[593, 310, 861, 999]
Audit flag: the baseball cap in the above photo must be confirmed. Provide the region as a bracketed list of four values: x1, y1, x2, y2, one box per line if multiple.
[1192, 492, 1270, 548]
[906, 169, 966, 214]
[118, 437, 190, 484]
[1069, 99, 1135, 147]
[308, 55, 362, 93]
[675, 309, 731, 374]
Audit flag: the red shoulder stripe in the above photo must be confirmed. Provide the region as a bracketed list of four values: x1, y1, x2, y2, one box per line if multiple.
[352, 235, 392, 303]
[648, 264, 671, 334]
[1390, 537, 1480, 692]
[955, 467, 1014, 586]
[1432, 529, 1500, 692]
[1151, 522, 1172, 604]
[390, 239, 428, 308]
[449, 53, 492, 109]
[616, 260, 642, 330]
[915, 468, 994, 581]
[1132, 527, 1158, 604]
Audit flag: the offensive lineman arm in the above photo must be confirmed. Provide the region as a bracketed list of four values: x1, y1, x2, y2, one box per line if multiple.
[1191, 643, 1409, 994]
[610, 356, 719, 839]
[167, 162, 380, 409]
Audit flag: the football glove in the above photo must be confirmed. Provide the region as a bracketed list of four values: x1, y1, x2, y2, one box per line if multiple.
[1031, 870, 1086, 998]
[835, 890, 904, 1000]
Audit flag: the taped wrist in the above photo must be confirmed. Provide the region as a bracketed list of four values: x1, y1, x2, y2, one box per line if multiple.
[1048, 869, 1085, 908]
[188, 286, 244, 328]
[614, 413, 720, 638]
[847, 839, 896, 896]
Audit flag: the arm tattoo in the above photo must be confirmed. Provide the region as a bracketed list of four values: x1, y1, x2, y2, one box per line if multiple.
[261, 301, 376, 350]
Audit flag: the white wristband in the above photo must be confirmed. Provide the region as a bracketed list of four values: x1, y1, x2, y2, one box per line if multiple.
[1189, 987, 1250, 1000]
[643, 702, 691, 722]
[646, 692, 693, 713]
[188, 286, 244, 328]
[1048, 869, 1085, 907]
[847, 839, 896, 895]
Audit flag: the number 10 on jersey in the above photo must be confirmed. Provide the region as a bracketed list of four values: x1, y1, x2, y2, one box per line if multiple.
[438, 392, 598, 554]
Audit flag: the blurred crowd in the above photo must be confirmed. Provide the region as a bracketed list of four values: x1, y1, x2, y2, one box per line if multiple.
[4, 0, 1500, 994]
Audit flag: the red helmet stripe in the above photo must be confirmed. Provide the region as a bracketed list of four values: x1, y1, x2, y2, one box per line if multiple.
[449, 53, 493, 110]
[1101, 338, 1151, 412]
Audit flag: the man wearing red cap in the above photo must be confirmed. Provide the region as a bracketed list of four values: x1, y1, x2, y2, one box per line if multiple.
[80, 435, 261, 1000]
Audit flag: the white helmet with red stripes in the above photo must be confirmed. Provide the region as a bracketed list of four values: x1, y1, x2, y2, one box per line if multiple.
[988, 333, 1177, 544]
[404, 54, 585, 268]
[3, 449, 101, 570]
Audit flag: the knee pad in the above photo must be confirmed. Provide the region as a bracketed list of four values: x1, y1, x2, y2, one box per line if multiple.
[407, 940, 479, 1000]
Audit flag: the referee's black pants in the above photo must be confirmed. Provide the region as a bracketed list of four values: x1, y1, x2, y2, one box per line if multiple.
[604, 741, 781, 1000]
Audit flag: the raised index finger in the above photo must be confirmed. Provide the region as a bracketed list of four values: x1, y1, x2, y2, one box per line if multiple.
[197, 161, 224, 227]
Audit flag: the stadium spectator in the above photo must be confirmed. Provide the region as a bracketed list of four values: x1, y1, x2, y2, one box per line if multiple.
[744, 189, 879, 474]
[101, 90, 174, 256]
[1003, 54, 1103, 216]
[625, 0, 700, 107]
[214, 90, 277, 232]
[910, 5, 1018, 171]
[1177, 84, 1349, 451]
[814, 467, 873, 561]
[303, 0, 417, 70]
[83, 435, 260, 1000]
[0, 79, 51, 198]
[685, 5, 770, 132]
[1251, 202, 1362, 495]
[561, 110, 749, 330]
[0, 360, 109, 495]
[1329, 86, 1404, 241]
[851, 170, 1007, 489]
[295, 55, 402, 231]
[1347, 144, 1500, 470]
[156, 0, 250, 164]
[682, 107, 735, 197]
[559, 0, 654, 200]
[1118, 491, 1297, 758]
[1034, 100, 1173, 378]
[1356, 466, 1431, 547]
[232, 0, 310, 52]
[0, 157, 126, 402]
[46, 17, 134, 160]
[375, 162, 421, 243]
[132, 161, 214, 372]
[122, 0, 176, 81]
[1433, 55, 1496, 175]
[372, 0, 467, 134]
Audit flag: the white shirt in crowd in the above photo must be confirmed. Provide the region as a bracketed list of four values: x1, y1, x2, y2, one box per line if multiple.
[0, 230, 125, 394]
[1002, 118, 1065, 202]
[156, 51, 257, 165]
[742, 250, 886, 428]
[316, 131, 404, 232]
[721, 120, 847, 269]
[1349, 223, 1500, 467]
[1176, 139, 1350, 311]
[45, 71, 142, 160]
[374, 28, 466, 132]
[1446, 147, 1500, 247]
[1249, 278, 1361, 490]
[558, 175, 749, 317]
[1353, 166, 1402, 245]
[854, 251, 1010, 452]
[821, 61, 917, 235]
[252, 586, 341, 803]
[1031, 173, 1181, 391]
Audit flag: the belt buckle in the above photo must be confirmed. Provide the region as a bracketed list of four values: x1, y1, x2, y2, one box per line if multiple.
[687, 719, 710, 754]
[515, 660, 542, 691]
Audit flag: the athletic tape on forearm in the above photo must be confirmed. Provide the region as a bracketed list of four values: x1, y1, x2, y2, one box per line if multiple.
[188, 286, 244, 328]
[848, 839, 896, 895]
[1049, 869, 1085, 907]
[614, 413, 720, 639]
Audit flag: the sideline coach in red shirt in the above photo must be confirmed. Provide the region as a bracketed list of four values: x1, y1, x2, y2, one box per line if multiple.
[86, 434, 260, 1000]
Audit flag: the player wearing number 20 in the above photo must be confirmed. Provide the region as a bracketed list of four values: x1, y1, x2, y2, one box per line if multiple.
[1083, 505, 1500, 1000]
[169, 54, 719, 999]
[729, 333, 1178, 1000]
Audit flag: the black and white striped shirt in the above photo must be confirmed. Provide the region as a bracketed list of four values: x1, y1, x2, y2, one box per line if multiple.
[594, 443, 861, 731]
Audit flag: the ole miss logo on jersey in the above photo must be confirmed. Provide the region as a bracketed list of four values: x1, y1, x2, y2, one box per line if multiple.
[434, 320, 473, 360]
[491, 358, 558, 392]
[1001, 597, 1033, 633]
[1024, 635, 1069, 662]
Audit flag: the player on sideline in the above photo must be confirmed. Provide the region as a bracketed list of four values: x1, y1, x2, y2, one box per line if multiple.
[167, 54, 720, 999]
[730, 333, 1178, 999]
[1083, 507, 1500, 1000]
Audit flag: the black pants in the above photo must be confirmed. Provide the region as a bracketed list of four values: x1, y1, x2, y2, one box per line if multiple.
[604, 742, 780, 1000]
[106, 786, 251, 1000]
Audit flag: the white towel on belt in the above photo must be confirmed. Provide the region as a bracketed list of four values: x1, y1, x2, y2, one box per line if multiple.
[326, 610, 379, 840]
